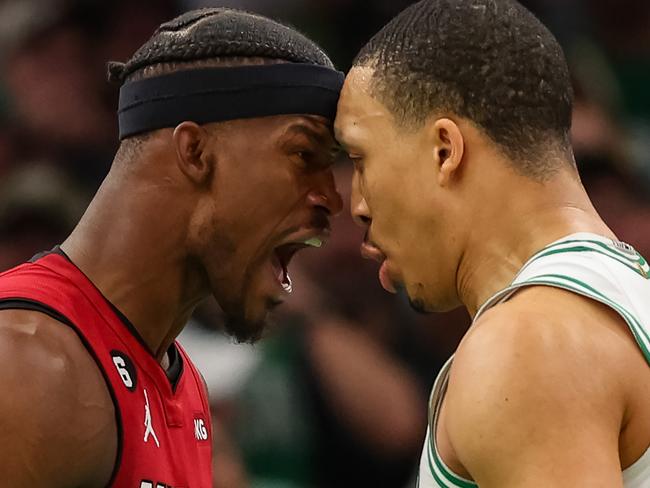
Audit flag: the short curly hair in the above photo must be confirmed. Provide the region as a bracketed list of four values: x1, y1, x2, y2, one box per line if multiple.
[355, 0, 574, 178]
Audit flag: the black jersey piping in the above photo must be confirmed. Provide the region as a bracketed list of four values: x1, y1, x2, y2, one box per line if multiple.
[103, 297, 185, 388]
[166, 341, 184, 392]
[36, 246, 184, 389]
[47, 246, 154, 354]
[0, 298, 122, 488]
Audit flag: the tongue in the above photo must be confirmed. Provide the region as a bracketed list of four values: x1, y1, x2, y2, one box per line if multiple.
[379, 261, 397, 294]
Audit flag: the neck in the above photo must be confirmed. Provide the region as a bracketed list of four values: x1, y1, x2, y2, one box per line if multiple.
[61, 165, 207, 361]
[456, 168, 615, 317]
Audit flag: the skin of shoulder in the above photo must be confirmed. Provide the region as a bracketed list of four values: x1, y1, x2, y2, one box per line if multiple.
[0, 309, 117, 487]
[443, 285, 641, 488]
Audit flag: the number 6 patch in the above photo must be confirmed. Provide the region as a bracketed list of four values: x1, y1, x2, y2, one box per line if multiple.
[111, 350, 138, 392]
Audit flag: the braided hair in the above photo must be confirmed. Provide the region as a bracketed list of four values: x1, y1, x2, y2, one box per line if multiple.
[109, 8, 334, 154]
[107, 8, 334, 84]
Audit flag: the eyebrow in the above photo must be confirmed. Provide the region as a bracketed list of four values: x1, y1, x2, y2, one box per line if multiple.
[286, 122, 340, 151]
[335, 136, 349, 151]
[332, 124, 357, 153]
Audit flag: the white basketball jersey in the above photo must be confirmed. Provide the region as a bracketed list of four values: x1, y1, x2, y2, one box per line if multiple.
[417, 233, 650, 487]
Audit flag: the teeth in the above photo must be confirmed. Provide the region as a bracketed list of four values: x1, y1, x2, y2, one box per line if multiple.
[304, 237, 323, 248]
[282, 274, 293, 294]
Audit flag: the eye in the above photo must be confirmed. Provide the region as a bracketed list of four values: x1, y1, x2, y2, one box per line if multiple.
[292, 149, 317, 169]
[293, 147, 336, 171]
[297, 150, 315, 162]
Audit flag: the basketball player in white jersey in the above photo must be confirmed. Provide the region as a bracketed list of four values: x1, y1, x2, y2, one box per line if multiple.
[334, 0, 650, 486]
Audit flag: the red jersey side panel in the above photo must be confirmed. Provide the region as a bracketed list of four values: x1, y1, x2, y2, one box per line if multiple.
[0, 253, 213, 488]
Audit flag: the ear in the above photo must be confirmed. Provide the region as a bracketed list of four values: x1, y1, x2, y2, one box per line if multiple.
[172, 122, 214, 185]
[430, 118, 465, 186]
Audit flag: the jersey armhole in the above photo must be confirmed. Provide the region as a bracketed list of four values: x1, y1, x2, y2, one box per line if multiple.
[0, 298, 123, 488]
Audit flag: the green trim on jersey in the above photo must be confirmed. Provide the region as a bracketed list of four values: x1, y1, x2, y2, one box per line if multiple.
[427, 435, 476, 488]
[523, 239, 650, 280]
[533, 238, 643, 262]
[536, 246, 644, 277]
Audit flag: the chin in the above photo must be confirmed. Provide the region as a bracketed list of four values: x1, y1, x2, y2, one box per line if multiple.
[208, 268, 280, 343]
[222, 313, 268, 344]
[221, 296, 281, 344]
[405, 286, 459, 314]
[407, 296, 433, 314]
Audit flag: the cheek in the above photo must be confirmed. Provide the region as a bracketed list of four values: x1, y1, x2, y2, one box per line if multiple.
[366, 164, 432, 236]
[197, 159, 306, 271]
[210, 179, 290, 249]
[188, 204, 237, 276]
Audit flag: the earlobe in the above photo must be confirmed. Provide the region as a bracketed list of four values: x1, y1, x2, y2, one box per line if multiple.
[173, 122, 214, 185]
[431, 118, 464, 186]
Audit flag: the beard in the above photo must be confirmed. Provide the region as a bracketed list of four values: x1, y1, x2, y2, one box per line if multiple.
[200, 255, 270, 344]
[220, 296, 280, 344]
[199, 230, 281, 344]
[223, 314, 267, 344]
[401, 283, 435, 315]
[394, 281, 434, 315]
[406, 288, 460, 314]
[408, 296, 432, 315]
[222, 312, 266, 344]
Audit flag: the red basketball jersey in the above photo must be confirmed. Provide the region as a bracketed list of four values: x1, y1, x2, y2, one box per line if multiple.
[0, 250, 213, 488]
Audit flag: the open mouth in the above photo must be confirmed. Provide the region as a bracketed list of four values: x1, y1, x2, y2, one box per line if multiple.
[272, 237, 324, 294]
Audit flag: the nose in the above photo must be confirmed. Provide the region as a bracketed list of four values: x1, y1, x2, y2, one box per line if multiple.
[307, 170, 344, 217]
[350, 169, 371, 228]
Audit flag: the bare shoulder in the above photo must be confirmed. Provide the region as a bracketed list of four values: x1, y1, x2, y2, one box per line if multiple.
[0, 309, 117, 487]
[454, 284, 643, 383]
[443, 286, 631, 487]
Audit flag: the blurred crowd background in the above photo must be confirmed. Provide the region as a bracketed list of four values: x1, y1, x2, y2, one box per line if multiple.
[0, 0, 648, 487]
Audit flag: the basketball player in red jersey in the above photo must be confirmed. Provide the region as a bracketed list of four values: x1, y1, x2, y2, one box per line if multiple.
[0, 9, 343, 487]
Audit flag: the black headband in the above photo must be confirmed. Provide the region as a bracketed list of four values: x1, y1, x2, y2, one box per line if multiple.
[117, 63, 345, 139]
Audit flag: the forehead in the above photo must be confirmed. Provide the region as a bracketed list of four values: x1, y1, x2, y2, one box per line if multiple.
[281, 114, 334, 140]
[334, 67, 395, 144]
[271, 114, 334, 141]
[216, 114, 335, 143]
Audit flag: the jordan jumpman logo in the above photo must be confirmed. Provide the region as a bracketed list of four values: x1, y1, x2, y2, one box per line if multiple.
[143, 389, 160, 447]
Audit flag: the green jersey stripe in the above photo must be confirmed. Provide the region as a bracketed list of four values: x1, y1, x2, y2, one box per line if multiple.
[427, 436, 476, 488]
[427, 441, 453, 488]
[427, 442, 457, 488]
[430, 440, 476, 487]
[559, 239, 642, 262]
[534, 246, 646, 277]
[534, 238, 643, 264]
